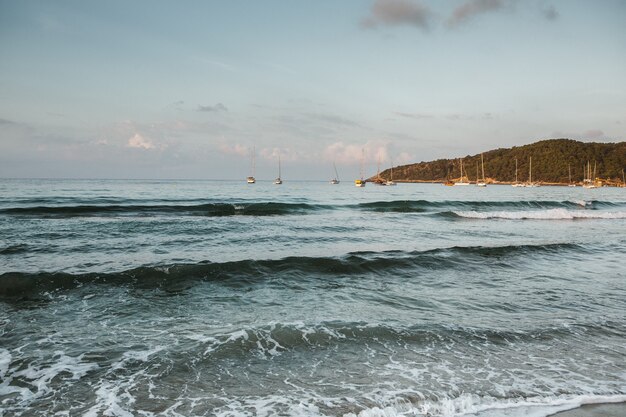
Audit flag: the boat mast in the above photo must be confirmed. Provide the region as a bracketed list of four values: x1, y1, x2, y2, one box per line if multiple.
[569, 163, 571, 184]
[515, 158, 518, 184]
[360, 149, 364, 180]
[333, 162, 339, 181]
[529, 157, 532, 184]
[593, 161, 597, 185]
[481, 153, 485, 182]
[460, 159, 464, 182]
[476, 161, 479, 184]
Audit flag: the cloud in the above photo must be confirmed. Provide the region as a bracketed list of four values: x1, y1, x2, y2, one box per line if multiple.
[394, 112, 433, 120]
[165, 100, 185, 111]
[323, 140, 396, 165]
[197, 103, 228, 112]
[218, 143, 249, 157]
[127, 133, 155, 150]
[361, 0, 432, 30]
[583, 129, 604, 139]
[0, 118, 18, 125]
[259, 147, 301, 162]
[304, 113, 360, 128]
[549, 129, 606, 140]
[447, 0, 506, 27]
[542, 5, 559, 21]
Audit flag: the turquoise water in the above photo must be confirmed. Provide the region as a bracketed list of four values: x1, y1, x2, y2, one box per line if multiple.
[1, 179, 625, 416]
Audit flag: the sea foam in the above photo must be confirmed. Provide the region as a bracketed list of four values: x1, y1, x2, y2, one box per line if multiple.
[453, 208, 626, 220]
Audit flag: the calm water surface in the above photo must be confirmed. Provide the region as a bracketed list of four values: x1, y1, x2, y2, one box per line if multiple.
[1, 179, 625, 416]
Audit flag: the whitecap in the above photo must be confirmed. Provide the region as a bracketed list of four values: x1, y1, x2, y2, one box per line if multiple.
[454, 208, 626, 220]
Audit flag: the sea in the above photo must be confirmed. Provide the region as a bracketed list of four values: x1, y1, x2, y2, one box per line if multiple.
[1, 178, 625, 417]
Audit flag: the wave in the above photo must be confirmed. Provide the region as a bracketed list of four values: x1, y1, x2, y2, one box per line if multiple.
[355, 199, 621, 213]
[0, 244, 29, 254]
[190, 320, 626, 360]
[2, 199, 620, 218]
[0, 202, 328, 217]
[452, 208, 626, 220]
[0, 242, 585, 298]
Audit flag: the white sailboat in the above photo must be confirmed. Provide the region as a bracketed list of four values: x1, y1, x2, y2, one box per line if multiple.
[355, 149, 366, 187]
[512, 158, 523, 187]
[246, 146, 256, 183]
[523, 156, 539, 187]
[583, 161, 597, 189]
[476, 154, 487, 187]
[373, 157, 385, 185]
[568, 164, 576, 187]
[385, 158, 396, 186]
[454, 158, 470, 186]
[274, 154, 282, 185]
[330, 162, 340, 184]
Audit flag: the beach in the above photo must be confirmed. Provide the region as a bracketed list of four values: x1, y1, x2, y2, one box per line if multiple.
[551, 402, 626, 417]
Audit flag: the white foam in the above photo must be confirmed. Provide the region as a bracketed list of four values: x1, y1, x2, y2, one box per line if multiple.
[84, 382, 135, 417]
[2, 351, 98, 403]
[204, 329, 249, 355]
[454, 208, 626, 220]
[0, 348, 10, 378]
[344, 393, 626, 417]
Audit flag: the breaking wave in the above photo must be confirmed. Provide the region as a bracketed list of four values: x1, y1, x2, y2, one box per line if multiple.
[452, 208, 626, 220]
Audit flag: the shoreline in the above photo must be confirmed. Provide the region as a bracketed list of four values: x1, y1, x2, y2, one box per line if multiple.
[375, 180, 623, 187]
[375, 179, 625, 187]
[549, 402, 626, 417]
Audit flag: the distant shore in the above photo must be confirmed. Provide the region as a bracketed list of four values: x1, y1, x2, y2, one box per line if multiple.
[368, 179, 625, 187]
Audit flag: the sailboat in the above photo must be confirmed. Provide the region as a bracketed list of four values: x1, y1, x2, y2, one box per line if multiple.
[622, 169, 625, 188]
[373, 157, 385, 185]
[454, 158, 470, 186]
[385, 158, 396, 186]
[512, 158, 523, 187]
[583, 161, 597, 189]
[443, 166, 454, 186]
[330, 162, 340, 184]
[355, 149, 366, 187]
[568, 164, 576, 187]
[274, 154, 282, 185]
[524, 156, 539, 187]
[246, 146, 256, 183]
[476, 154, 487, 187]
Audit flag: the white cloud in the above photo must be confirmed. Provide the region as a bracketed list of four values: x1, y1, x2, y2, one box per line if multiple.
[218, 143, 249, 157]
[549, 129, 606, 140]
[361, 0, 432, 30]
[127, 133, 155, 150]
[323, 140, 406, 165]
[259, 147, 300, 162]
[447, 0, 508, 27]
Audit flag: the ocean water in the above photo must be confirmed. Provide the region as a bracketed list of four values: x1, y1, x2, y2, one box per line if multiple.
[1, 179, 625, 417]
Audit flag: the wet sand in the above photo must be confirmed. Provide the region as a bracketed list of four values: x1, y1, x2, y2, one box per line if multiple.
[550, 402, 626, 417]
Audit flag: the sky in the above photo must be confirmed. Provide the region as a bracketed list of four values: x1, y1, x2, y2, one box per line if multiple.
[0, 0, 625, 180]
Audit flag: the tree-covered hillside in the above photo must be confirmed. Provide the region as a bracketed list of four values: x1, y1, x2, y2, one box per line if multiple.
[375, 139, 626, 184]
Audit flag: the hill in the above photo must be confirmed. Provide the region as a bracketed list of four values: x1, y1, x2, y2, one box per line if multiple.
[374, 139, 626, 185]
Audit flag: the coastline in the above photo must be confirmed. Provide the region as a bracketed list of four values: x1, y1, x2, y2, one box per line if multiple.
[376, 179, 623, 187]
[549, 402, 626, 417]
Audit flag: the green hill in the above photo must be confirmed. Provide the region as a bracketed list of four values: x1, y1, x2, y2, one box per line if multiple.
[375, 139, 626, 185]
